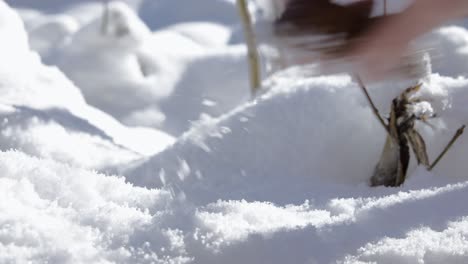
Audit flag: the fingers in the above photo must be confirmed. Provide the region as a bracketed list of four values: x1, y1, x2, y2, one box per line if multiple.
[350, 0, 468, 80]
[349, 12, 415, 80]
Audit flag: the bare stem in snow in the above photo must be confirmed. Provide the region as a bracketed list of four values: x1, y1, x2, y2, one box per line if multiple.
[358, 74, 466, 186]
[236, 0, 261, 97]
[429, 125, 465, 171]
[355, 75, 390, 134]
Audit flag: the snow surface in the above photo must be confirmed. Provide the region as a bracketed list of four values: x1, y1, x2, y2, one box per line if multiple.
[0, 1, 174, 170]
[14, 0, 253, 134]
[2, 0, 468, 263]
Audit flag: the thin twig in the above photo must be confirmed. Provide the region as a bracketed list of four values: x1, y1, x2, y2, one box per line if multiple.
[236, 0, 261, 97]
[429, 125, 465, 171]
[354, 74, 390, 133]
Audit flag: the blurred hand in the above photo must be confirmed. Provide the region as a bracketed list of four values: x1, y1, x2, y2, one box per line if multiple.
[350, 0, 468, 80]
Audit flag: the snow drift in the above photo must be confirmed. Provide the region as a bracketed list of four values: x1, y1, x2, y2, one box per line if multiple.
[0, 150, 180, 263]
[19, 1, 253, 134]
[0, 0, 174, 169]
[2, 0, 468, 263]
[124, 71, 468, 203]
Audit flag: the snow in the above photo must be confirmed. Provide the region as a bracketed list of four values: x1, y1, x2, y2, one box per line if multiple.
[0, 0, 174, 169]
[16, 0, 251, 134]
[0, 150, 179, 263]
[138, 0, 239, 30]
[2, 0, 468, 263]
[124, 71, 468, 202]
[426, 26, 468, 78]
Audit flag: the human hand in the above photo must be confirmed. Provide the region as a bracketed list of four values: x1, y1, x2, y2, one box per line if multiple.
[351, 0, 468, 80]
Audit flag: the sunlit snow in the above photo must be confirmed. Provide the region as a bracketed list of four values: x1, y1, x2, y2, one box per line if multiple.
[2, 0, 468, 263]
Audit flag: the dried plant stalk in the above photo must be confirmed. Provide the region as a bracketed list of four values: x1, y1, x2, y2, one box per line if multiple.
[429, 125, 465, 171]
[236, 0, 261, 97]
[357, 79, 465, 187]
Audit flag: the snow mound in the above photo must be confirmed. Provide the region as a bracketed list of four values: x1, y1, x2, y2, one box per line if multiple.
[0, 1, 174, 169]
[4, 149, 468, 263]
[45, 1, 250, 133]
[427, 26, 468, 78]
[0, 106, 140, 169]
[15, 9, 79, 63]
[158, 45, 251, 135]
[0, 150, 191, 264]
[192, 173, 468, 263]
[4, 1, 468, 263]
[126, 72, 468, 204]
[343, 217, 468, 263]
[0, 1, 84, 112]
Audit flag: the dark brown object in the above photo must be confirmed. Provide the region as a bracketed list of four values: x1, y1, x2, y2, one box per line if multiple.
[370, 84, 429, 187]
[357, 79, 465, 187]
[274, 0, 390, 54]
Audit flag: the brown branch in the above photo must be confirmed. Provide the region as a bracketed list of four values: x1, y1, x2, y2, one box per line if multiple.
[355, 74, 390, 133]
[236, 0, 261, 97]
[429, 125, 465, 171]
